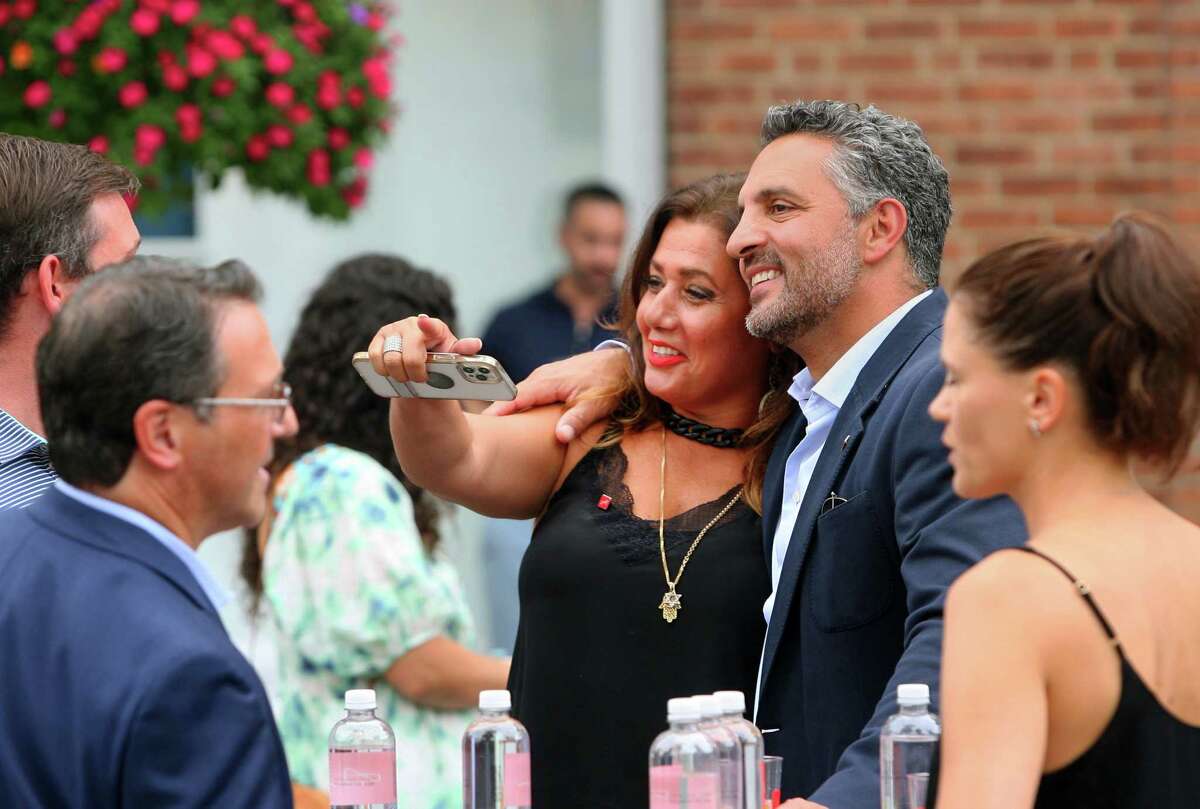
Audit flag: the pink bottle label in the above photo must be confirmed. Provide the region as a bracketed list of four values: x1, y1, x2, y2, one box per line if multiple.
[329, 749, 397, 804]
[503, 751, 532, 805]
[650, 765, 718, 809]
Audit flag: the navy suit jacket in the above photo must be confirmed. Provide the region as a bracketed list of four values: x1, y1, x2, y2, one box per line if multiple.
[757, 289, 1026, 807]
[0, 487, 293, 809]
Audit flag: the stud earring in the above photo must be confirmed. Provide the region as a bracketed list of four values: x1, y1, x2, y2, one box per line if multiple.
[1028, 419, 1042, 438]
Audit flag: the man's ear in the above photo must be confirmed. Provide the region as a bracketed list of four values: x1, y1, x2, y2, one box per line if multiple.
[860, 198, 908, 267]
[131, 400, 186, 472]
[35, 254, 73, 316]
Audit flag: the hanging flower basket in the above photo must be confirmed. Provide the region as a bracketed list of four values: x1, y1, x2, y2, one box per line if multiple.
[0, 0, 396, 219]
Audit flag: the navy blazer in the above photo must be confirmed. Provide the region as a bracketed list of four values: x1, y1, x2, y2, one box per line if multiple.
[0, 487, 293, 809]
[758, 289, 1026, 807]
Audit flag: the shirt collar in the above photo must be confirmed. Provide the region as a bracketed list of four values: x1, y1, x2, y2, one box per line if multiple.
[789, 290, 934, 411]
[0, 407, 47, 466]
[53, 479, 231, 610]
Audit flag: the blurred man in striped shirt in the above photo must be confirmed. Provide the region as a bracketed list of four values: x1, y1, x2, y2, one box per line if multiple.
[0, 134, 140, 510]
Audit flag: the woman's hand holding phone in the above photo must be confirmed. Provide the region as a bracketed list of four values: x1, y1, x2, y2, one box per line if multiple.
[368, 315, 483, 385]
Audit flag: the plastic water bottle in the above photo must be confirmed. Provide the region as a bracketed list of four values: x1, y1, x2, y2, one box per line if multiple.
[880, 683, 941, 809]
[328, 689, 398, 809]
[462, 689, 532, 809]
[694, 694, 743, 809]
[712, 691, 764, 809]
[649, 697, 720, 809]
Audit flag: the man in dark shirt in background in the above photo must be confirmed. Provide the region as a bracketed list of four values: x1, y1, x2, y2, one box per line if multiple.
[481, 181, 627, 385]
[477, 181, 627, 652]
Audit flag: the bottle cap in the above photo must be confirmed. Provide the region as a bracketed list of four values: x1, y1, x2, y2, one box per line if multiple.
[692, 694, 720, 719]
[897, 683, 930, 707]
[345, 689, 376, 711]
[667, 697, 700, 722]
[713, 690, 746, 714]
[479, 689, 511, 711]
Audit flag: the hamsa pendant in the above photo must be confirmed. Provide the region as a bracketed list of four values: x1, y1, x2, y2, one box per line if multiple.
[659, 589, 682, 623]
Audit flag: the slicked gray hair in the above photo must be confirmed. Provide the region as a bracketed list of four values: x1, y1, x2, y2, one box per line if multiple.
[761, 100, 951, 288]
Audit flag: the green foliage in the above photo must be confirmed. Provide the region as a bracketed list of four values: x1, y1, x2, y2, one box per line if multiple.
[0, 0, 396, 219]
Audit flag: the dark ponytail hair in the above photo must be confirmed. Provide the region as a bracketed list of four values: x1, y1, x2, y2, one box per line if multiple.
[952, 212, 1200, 475]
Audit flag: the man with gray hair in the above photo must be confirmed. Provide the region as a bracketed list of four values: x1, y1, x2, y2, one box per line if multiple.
[0, 257, 295, 807]
[487, 100, 1025, 807]
[0, 133, 141, 510]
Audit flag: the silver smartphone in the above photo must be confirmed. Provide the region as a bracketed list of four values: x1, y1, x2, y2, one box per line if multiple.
[352, 351, 517, 401]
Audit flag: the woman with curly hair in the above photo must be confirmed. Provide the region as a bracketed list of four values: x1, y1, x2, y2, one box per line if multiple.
[242, 254, 508, 808]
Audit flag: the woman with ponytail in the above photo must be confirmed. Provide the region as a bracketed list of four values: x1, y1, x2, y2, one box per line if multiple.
[927, 213, 1200, 807]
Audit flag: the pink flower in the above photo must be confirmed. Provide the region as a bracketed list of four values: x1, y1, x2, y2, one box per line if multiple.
[176, 103, 202, 127]
[162, 63, 188, 91]
[265, 82, 295, 108]
[327, 128, 350, 149]
[135, 123, 167, 151]
[264, 49, 294, 75]
[118, 81, 148, 108]
[0, 56, 6, 77]
[58, 59, 76, 77]
[346, 87, 365, 108]
[48, 108, 67, 128]
[246, 136, 270, 162]
[76, 8, 104, 38]
[250, 33, 274, 55]
[130, 9, 161, 37]
[133, 147, 155, 167]
[206, 31, 245, 60]
[230, 15, 257, 39]
[88, 135, 110, 154]
[286, 103, 312, 124]
[266, 124, 293, 148]
[368, 74, 391, 99]
[342, 177, 368, 208]
[294, 3, 316, 23]
[366, 12, 384, 32]
[186, 45, 217, 77]
[23, 80, 52, 108]
[353, 148, 373, 170]
[94, 47, 128, 74]
[306, 149, 331, 186]
[212, 76, 236, 97]
[170, 0, 200, 25]
[12, 0, 36, 20]
[53, 29, 79, 56]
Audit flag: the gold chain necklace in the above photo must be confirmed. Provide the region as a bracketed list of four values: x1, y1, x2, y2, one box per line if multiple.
[657, 426, 743, 623]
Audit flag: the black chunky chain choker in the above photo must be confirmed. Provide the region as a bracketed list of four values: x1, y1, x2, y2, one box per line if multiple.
[663, 409, 745, 448]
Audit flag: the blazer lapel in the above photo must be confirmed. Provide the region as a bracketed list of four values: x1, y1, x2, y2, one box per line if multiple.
[762, 408, 808, 561]
[26, 487, 221, 616]
[758, 289, 949, 696]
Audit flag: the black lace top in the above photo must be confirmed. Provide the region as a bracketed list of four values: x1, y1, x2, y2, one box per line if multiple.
[508, 441, 770, 809]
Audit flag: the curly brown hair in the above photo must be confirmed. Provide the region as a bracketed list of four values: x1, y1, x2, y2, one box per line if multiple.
[595, 173, 800, 513]
[240, 253, 457, 609]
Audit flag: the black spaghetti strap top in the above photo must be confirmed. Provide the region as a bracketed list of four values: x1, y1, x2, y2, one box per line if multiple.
[930, 546, 1200, 808]
[507, 442, 770, 809]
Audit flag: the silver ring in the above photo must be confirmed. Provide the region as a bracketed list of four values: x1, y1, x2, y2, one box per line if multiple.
[382, 335, 403, 354]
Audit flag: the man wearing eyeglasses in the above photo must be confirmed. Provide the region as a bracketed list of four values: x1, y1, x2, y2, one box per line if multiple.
[0, 257, 295, 808]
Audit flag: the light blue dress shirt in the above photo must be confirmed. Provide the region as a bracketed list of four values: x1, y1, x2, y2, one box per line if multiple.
[54, 479, 231, 611]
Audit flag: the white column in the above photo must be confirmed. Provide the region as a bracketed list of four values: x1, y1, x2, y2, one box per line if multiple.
[601, 0, 666, 227]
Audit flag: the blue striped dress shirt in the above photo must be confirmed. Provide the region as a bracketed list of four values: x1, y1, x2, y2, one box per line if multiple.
[0, 408, 55, 511]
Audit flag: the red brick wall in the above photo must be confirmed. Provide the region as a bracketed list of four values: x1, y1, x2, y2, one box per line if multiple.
[667, 0, 1200, 521]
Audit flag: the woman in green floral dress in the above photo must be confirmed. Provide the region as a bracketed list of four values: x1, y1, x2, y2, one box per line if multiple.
[242, 255, 509, 808]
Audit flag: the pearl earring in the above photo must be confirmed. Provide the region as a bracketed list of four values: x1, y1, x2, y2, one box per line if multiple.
[1028, 419, 1042, 438]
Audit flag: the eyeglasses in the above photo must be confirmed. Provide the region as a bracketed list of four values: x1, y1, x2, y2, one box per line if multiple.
[191, 382, 292, 424]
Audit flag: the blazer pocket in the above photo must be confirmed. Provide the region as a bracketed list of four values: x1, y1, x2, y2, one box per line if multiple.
[809, 491, 895, 632]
